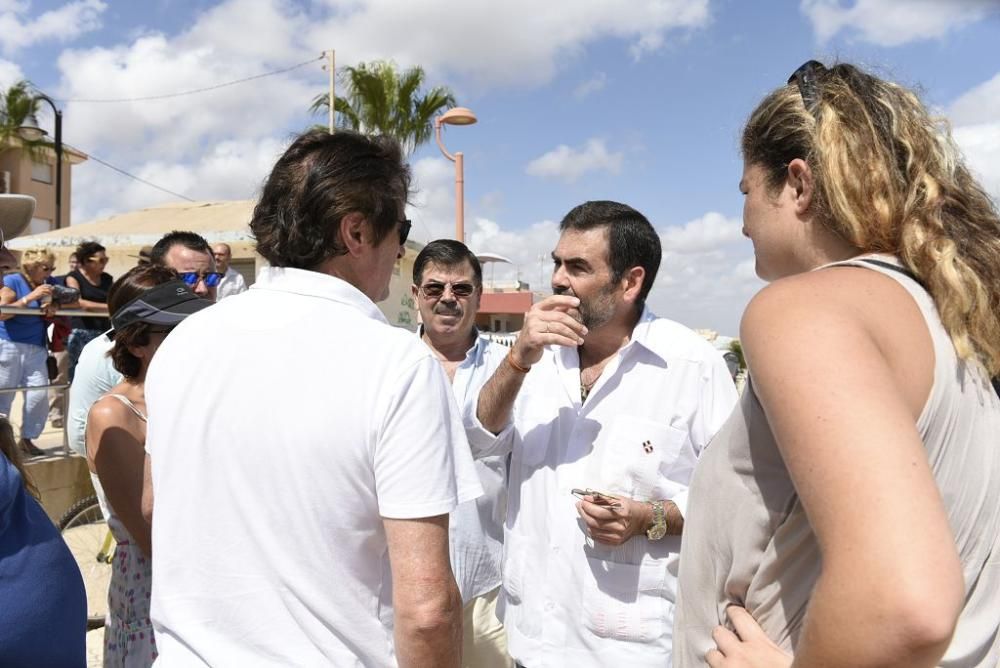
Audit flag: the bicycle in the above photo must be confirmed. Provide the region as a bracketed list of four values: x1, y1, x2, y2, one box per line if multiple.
[58, 495, 115, 631]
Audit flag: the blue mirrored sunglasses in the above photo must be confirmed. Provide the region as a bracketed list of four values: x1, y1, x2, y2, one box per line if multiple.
[179, 271, 224, 288]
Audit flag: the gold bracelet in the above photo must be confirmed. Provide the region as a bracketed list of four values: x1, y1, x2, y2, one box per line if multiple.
[506, 349, 531, 374]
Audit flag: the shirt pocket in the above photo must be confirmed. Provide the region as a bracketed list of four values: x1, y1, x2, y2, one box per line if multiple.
[501, 534, 542, 639]
[581, 557, 668, 643]
[596, 416, 688, 500]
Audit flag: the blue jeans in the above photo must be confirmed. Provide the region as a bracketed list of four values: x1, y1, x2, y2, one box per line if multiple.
[0, 339, 49, 439]
[66, 328, 104, 383]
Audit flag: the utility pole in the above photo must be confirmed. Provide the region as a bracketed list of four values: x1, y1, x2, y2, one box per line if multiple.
[325, 49, 336, 133]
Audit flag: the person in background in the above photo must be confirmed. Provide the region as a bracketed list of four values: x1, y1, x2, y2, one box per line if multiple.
[87, 265, 211, 666]
[143, 130, 480, 666]
[412, 239, 513, 668]
[46, 252, 78, 428]
[212, 242, 247, 300]
[65, 240, 113, 381]
[67, 231, 218, 459]
[475, 201, 738, 668]
[0, 415, 87, 665]
[0, 248, 57, 457]
[674, 60, 1000, 668]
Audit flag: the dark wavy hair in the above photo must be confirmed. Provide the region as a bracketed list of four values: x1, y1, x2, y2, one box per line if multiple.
[75, 240, 106, 264]
[559, 200, 662, 310]
[412, 239, 483, 287]
[250, 129, 411, 269]
[106, 264, 180, 379]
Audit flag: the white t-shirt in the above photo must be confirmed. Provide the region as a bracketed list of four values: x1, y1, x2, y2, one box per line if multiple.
[67, 332, 121, 457]
[145, 267, 482, 667]
[470, 309, 739, 668]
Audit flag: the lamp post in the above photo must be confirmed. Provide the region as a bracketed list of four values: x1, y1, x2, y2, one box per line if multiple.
[434, 106, 477, 243]
[17, 93, 63, 231]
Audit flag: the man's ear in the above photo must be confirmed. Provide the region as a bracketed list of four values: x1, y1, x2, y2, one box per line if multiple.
[410, 283, 419, 299]
[339, 212, 369, 257]
[786, 158, 814, 216]
[622, 266, 646, 305]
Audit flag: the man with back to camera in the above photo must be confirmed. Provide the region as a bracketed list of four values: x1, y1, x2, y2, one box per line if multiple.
[67, 230, 219, 458]
[473, 201, 739, 667]
[412, 239, 513, 668]
[142, 130, 482, 667]
[212, 242, 247, 300]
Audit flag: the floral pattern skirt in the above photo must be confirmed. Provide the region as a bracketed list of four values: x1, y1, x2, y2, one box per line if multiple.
[104, 539, 157, 667]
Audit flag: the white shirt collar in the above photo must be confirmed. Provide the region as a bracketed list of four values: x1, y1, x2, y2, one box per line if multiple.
[251, 266, 387, 324]
[416, 324, 486, 367]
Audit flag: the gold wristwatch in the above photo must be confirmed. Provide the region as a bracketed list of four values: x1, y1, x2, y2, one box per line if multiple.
[646, 500, 667, 541]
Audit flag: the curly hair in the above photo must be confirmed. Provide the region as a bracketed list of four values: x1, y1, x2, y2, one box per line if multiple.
[106, 264, 180, 379]
[250, 129, 410, 269]
[19, 247, 54, 272]
[74, 240, 106, 263]
[742, 61, 1000, 375]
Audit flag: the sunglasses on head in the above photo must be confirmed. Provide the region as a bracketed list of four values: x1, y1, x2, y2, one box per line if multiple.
[788, 59, 826, 117]
[180, 271, 224, 288]
[420, 281, 476, 298]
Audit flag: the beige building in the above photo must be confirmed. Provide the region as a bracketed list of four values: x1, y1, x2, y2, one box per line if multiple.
[0, 138, 88, 234]
[5, 199, 422, 329]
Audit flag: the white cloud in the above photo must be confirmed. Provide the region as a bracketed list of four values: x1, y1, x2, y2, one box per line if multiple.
[949, 70, 1000, 202]
[801, 0, 999, 46]
[0, 0, 107, 54]
[525, 138, 624, 184]
[661, 211, 744, 253]
[574, 71, 607, 99]
[302, 0, 710, 89]
[0, 57, 23, 87]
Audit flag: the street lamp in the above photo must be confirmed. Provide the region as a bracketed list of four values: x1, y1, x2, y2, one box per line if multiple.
[17, 93, 63, 231]
[434, 106, 477, 243]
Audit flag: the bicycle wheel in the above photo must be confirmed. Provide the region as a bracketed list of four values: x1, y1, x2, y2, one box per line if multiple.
[58, 495, 115, 630]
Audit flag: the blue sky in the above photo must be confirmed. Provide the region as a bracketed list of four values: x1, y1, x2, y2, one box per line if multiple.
[2, 0, 998, 333]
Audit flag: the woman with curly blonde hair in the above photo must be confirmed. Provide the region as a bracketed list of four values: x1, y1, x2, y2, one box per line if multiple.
[674, 61, 1000, 668]
[0, 247, 57, 456]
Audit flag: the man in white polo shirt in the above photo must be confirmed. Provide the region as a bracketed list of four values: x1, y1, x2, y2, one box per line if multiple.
[142, 130, 481, 667]
[412, 239, 512, 668]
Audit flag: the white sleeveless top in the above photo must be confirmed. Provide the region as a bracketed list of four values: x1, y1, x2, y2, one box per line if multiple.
[674, 254, 1000, 667]
[90, 392, 147, 541]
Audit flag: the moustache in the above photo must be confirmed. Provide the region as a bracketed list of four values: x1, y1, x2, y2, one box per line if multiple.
[434, 306, 463, 316]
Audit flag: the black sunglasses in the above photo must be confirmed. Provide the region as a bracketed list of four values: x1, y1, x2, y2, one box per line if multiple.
[788, 59, 826, 116]
[420, 281, 476, 298]
[397, 219, 412, 245]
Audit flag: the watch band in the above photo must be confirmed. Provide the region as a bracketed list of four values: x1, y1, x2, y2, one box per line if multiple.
[646, 500, 667, 541]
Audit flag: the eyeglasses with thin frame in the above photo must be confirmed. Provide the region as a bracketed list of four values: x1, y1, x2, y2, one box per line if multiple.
[398, 219, 412, 245]
[87, 256, 109, 265]
[179, 271, 224, 288]
[788, 60, 826, 116]
[419, 281, 476, 299]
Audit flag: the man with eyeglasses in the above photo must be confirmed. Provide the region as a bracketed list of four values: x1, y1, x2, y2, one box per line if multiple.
[412, 239, 513, 668]
[141, 130, 479, 667]
[66, 230, 219, 460]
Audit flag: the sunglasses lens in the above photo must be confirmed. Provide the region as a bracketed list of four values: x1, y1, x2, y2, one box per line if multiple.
[423, 284, 444, 297]
[181, 273, 198, 286]
[204, 273, 221, 287]
[452, 284, 474, 297]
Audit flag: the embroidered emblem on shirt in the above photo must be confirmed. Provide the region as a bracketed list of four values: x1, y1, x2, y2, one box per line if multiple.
[643, 440, 653, 454]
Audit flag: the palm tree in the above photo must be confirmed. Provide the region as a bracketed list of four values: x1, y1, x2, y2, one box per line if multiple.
[0, 80, 47, 161]
[311, 60, 456, 155]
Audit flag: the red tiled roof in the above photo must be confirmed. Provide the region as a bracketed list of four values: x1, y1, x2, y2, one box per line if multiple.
[479, 291, 533, 314]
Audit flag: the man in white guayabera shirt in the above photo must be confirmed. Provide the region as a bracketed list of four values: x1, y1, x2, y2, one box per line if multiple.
[412, 239, 513, 668]
[142, 130, 482, 667]
[473, 201, 739, 668]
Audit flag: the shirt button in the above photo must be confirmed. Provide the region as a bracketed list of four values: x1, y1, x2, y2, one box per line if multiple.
[545, 601, 555, 611]
[552, 545, 560, 553]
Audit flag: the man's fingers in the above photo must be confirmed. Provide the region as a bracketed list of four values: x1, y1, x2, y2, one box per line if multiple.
[726, 605, 763, 641]
[705, 648, 726, 667]
[541, 318, 587, 342]
[712, 624, 741, 654]
[534, 295, 580, 311]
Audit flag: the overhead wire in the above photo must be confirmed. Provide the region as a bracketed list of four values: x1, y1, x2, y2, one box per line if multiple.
[67, 144, 196, 202]
[53, 55, 323, 103]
